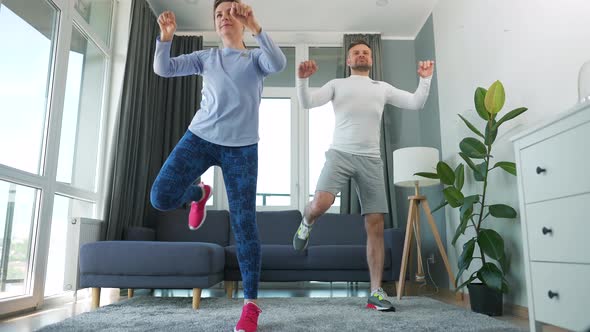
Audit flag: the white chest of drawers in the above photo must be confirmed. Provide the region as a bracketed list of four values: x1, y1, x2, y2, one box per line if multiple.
[512, 102, 590, 332]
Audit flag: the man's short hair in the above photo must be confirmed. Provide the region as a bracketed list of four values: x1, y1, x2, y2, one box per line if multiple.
[347, 40, 371, 52]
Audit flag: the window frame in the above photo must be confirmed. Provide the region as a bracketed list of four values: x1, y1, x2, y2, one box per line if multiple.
[0, 0, 115, 315]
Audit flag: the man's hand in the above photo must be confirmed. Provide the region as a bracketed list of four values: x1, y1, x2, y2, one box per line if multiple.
[298, 60, 318, 79]
[417, 60, 435, 78]
[230, 2, 261, 35]
[158, 11, 177, 42]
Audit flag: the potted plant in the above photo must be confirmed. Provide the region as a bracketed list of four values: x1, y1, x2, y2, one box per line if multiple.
[416, 80, 527, 316]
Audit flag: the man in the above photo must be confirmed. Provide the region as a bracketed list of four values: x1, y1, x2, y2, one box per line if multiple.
[293, 40, 434, 312]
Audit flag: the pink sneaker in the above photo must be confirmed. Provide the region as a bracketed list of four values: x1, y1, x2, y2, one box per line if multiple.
[234, 302, 262, 332]
[188, 183, 212, 230]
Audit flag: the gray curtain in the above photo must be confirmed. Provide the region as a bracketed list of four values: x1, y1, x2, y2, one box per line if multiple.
[103, 0, 202, 240]
[340, 34, 398, 229]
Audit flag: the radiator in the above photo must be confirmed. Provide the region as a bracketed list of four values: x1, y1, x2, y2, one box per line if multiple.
[64, 217, 105, 291]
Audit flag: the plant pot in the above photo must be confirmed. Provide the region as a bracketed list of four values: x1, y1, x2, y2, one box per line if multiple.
[467, 282, 503, 316]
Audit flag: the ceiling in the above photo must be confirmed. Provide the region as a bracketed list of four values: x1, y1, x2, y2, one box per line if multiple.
[146, 0, 438, 39]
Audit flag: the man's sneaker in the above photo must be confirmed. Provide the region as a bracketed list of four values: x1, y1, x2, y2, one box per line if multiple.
[366, 288, 396, 312]
[292, 220, 312, 251]
[188, 183, 212, 230]
[234, 302, 262, 332]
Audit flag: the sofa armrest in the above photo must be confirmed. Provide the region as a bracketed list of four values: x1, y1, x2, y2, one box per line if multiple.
[384, 228, 405, 281]
[125, 226, 156, 241]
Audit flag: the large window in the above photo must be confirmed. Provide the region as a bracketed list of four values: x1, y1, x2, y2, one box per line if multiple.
[73, 0, 113, 46]
[57, 26, 107, 191]
[0, 181, 39, 300]
[0, 1, 58, 174]
[257, 98, 292, 207]
[307, 48, 344, 208]
[0, 0, 113, 315]
[263, 47, 295, 87]
[308, 102, 340, 207]
[309, 47, 344, 87]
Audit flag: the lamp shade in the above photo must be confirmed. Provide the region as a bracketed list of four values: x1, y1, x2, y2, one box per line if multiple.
[393, 147, 440, 187]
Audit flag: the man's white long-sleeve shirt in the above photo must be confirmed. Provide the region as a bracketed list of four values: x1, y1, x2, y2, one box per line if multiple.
[297, 75, 431, 157]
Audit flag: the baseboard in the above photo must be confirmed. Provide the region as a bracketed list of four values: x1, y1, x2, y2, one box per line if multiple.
[504, 302, 528, 319]
[434, 288, 529, 319]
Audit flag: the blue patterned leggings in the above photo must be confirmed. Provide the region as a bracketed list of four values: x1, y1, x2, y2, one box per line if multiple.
[150, 130, 260, 299]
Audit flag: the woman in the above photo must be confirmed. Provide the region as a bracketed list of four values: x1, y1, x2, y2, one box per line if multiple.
[150, 1, 286, 331]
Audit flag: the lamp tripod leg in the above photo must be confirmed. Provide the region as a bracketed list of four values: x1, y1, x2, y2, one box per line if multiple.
[397, 199, 416, 300]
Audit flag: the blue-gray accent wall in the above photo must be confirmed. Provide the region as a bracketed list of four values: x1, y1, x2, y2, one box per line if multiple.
[382, 15, 449, 288]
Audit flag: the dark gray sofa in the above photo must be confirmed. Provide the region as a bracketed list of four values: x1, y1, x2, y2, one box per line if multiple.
[79, 209, 405, 309]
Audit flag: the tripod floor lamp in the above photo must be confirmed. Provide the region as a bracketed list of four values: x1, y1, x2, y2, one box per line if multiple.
[393, 147, 457, 300]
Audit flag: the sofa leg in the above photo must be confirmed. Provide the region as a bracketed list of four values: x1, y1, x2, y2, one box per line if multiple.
[225, 280, 234, 299]
[128, 289, 134, 299]
[192, 288, 202, 309]
[91, 288, 101, 309]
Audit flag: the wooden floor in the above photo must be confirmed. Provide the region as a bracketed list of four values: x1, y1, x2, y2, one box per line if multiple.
[0, 283, 568, 332]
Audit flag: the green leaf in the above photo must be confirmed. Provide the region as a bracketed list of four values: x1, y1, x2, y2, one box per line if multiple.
[489, 204, 517, 218]
[459, 152, 481, 177]
[431, 200, 448, 214]
[456, 238, 476, 283]
[484, 120, 498, 145]
[452, 211, 473, 245]
[414, 172, 439, 179]
[460, 137, 487, 159]
[458, 114, 484, 138]
[430, 199, 449, 214]
[473, 162, 488, 182]
[461, 195, 479, 217]
[474, 87, 490, 121]
[456, 273, 478, 292]
[443, 187, 464, 208]
[492, 107, 528, 131]
[437, 161, 455, 186]
[494, 161, 516, 176]
[478, 262, 504, 292]
[478, 228, 505, 260]
[484, 80, 505, 114]
[454, 164, 465, 191]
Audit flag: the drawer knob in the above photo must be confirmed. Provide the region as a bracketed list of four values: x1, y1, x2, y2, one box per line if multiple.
[548, 290, 559, 299]
[542, 227, 553, 235]
[536, 166, 546, 174]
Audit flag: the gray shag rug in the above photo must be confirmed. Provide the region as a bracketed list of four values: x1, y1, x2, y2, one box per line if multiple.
[37, 296, 523, 332]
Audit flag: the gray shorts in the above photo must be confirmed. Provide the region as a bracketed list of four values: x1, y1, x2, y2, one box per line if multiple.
[315, 149, 389, 215]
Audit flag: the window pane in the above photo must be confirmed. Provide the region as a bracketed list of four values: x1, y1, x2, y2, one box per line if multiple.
[73, 0, 112, 45]
[57, 27, 107, 192]
[309, 102, 340, 207]
[257, 98, 291, 206]
[262, 47, 295, 87]
[0, 180, 39, 300]
[0, 0, 58, 174]
[45, 195, 95, 297]
[309, 47, 345, 87]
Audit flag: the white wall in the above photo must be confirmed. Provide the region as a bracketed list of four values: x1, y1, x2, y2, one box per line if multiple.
[432, 1, 590, 307]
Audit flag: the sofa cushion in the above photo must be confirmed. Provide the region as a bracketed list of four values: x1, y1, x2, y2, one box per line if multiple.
[308, 213, 367, 246]
[306, 245, 391, 270]
[80, 241, 225, 276]
[229, 210, 302, 245]
[154, 209, 230, 246]
[225, 245, 308, 270]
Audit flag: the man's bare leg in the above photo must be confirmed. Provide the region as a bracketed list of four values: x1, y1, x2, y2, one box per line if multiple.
[365, 213, 385, 292]
[304, 191, 336, 225]
[293, 191, 335, 250]
[364, 213, 395, 311]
